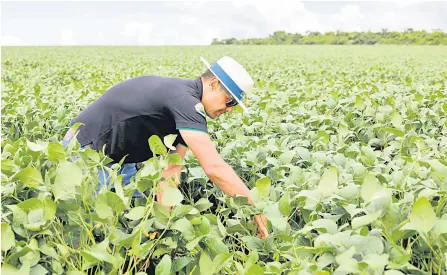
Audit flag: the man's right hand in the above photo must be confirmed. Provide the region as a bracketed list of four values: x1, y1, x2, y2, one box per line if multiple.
[179, 129, 270, 239]
[255, 213, 269, 240]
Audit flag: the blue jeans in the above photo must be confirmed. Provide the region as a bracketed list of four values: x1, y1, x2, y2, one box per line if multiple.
[61, 129, 143, 198]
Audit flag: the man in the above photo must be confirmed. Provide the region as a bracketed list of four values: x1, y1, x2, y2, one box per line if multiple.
[63, 56, 268, 240]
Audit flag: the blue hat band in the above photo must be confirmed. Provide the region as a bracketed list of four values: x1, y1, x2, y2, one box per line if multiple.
[210, 63, 244, 100]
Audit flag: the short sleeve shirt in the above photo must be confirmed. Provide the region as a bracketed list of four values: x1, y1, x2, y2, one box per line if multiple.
[71, 76, 207, 163]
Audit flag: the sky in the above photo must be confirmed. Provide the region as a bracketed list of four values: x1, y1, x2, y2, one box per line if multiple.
[1, 0, 447, 46]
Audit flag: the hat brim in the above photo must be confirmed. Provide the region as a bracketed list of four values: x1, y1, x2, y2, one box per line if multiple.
[200, 56, 249, 113]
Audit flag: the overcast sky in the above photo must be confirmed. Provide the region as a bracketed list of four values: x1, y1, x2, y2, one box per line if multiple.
[2, 1, 447, 46]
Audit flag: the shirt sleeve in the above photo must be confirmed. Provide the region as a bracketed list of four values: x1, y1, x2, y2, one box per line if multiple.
[169, 95, 208, 134]
[173, 133, 188, 148]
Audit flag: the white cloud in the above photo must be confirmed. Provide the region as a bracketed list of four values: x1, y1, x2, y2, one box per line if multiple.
[60, 28, 76, 45]
[98, 31, 106, 45]
[231, 1, 446, 36]
[120, 21, 153, 45]
[2, 1, 446, 46]
[233, 1, 311, 33]
[395, 0, 424, 9]
[332, 4, 366, 32]
[1, 36, 23, 46]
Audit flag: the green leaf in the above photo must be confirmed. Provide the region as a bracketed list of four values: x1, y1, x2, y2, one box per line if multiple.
[53, 161, 83, 201]
[8, 205, 28, 238]
[296, 147, 310, 161]
[334, 246, 357, 273]
[364, 253, 389, 273]
[256, 176, 271, 199]
[279, 151, 295, 164]
[361, 174, 381, 202]
[384, 271, 405, 275]
[264, 203, 287, 231]
[339, 123, 349, 138]
[27, 208, 45, 228]
[167, 153, 183, 165]
[26, 139, 47, 151]
[204, 236, 229, 256]
[164, 134, 177, 150]
[19, 239, 40, 266]
[278, 191, 291, 217]
[198, 216, 211, 236]
[155, 254, 172, 275]
[431, 219, 447, 237]
[247, 250, 259, 267]
[186, 236, 204, 251]
[80, 239, 116, 266]
[84, 148, 100, 163]
[241, 236, 264, 251]
[106, 192, 125, 214]
[1, 222, 15, 251]
[391, 111, 403, 128]
[213, 253, 233, 273]
[232, 194, 248, 206]
[47, 142, 65, 162]
[149, 135, 167, 156]
[318, 166, 338, 197]
[382, 128, 405, 138]
[154, 203, 170, 224]
[51, 260, 64, 275]
[7, 246, 33, 264]
[217, 218, 227, 237]
[40, 245, 60, 261]
[199, 251, 214, 275]
[409, 196, 436, 234]
[57, 244, 69, 258]
[355, 96, 365, 110]
[161, 187, 184, 206]
[1, 159, 15, 174]
[18, 198, 43, 211]
[95, 193, 113, 219]
[311, 219, 338, 234]
[360, 146, 377, 166]
[172, 256, 193, 272]
[352, 211, 381, 229]
[245, 264, 264, 275]
[317, 130, 330, 144]
[124, 206, 145, 220]
[43, 197, 56, 221]
[173, 205, 194, 219]
[172, 217, 195, 241]
[316, 252, 335, 269]
[2, 264, 22, 275]
[14, 167, 44, 188]
[30, 264, 48, 275]
[195, 198, 213, 212]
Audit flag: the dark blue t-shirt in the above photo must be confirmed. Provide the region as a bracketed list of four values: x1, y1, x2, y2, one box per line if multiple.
[71, 76, 207, 163]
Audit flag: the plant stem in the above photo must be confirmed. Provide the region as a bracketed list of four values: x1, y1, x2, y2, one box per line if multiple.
[378, 218, 405, 254]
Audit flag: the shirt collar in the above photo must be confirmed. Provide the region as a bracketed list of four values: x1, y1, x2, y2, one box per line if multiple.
[194, 77, 203, 100]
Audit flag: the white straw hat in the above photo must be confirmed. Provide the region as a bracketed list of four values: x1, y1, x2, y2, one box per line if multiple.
[200, 56, 254, 113]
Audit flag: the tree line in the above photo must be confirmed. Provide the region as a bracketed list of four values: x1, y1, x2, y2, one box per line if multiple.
[211, 29, 447, 45]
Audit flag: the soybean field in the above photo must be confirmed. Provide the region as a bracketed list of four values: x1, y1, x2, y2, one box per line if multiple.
[1, 45, 447, 275]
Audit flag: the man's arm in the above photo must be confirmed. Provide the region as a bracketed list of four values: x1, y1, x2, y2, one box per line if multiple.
[178, 129, 269, 240]
[178, 129, 253, 203]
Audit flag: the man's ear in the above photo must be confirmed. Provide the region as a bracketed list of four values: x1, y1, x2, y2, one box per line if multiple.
[209, 77, 219, 91]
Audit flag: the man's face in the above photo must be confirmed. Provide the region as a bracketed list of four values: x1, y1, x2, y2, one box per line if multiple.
[203, 77, 238, 119]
